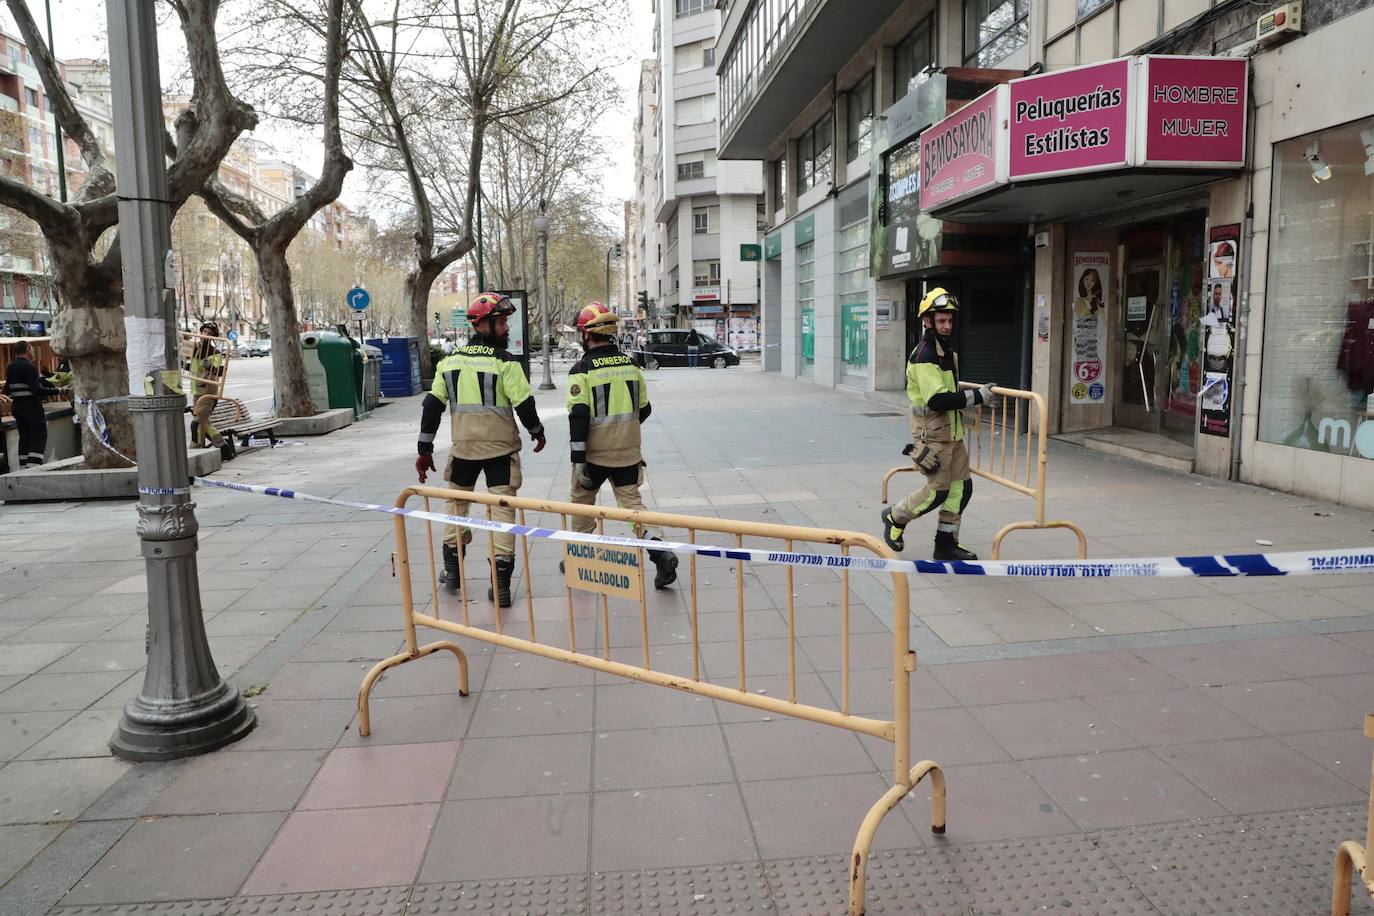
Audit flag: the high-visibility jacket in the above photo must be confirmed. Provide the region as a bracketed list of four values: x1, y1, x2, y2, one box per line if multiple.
[567, 342, 652, 468]
[4, 356, 57, 404]
[907, 328, 969, 444]
[188, 348, 224, 398]
[419, 334, 543, 461]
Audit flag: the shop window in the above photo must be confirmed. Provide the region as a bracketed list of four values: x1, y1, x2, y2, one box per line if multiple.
[893, 17, 934, 103]
[845, 71, 874, 163]
[1258, 120, 1374, 461]
[796, 114, 833, 196]
[798, 241, 815, 368]
[964, 0, 1028, 67]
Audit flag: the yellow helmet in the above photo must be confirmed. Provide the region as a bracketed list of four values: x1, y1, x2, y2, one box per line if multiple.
[918, 287, 960, 317]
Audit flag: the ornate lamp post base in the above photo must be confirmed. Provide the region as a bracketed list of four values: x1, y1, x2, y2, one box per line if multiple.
[111, 681, 255, 761]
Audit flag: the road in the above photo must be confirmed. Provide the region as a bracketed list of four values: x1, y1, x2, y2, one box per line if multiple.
[222, 352, 275, 411]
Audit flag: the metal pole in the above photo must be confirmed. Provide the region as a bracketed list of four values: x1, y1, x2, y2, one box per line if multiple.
[106, 0, 254, 760]
[475, 195, 486, 291]
[43, 0, 67, 203]
[605, 247, 611, 306]
[533, 213, 555, 390]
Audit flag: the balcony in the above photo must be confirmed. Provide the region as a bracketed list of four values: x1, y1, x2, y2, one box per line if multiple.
[718, 0, 902, 159]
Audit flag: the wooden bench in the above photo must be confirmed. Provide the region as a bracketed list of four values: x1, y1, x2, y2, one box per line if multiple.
[196, 396, 279, 449]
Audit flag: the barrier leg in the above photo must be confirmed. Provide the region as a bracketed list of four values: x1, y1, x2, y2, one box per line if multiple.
[880, 466, 914, 505]
[989, 519, 1090, 560]
[849, 760, 945, 916]
[357, 640, 469, 737]
[1333, 841, 1367, 916]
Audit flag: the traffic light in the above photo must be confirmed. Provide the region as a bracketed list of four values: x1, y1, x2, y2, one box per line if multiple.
[613, 241, 623, 259]
[636, 290, 648, 313]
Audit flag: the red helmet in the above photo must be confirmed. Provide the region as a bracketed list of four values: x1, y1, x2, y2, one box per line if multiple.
[467, 292, 515, 324]
[576, 302, 618, 335]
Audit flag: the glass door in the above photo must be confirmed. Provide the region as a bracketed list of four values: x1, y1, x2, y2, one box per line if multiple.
[1116, 224, 1167, 432]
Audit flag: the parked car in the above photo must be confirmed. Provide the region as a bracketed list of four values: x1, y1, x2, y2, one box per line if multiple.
[231, 341, 253, 358]
[633, 329, 740, 369]
[247, 339, 272, 357]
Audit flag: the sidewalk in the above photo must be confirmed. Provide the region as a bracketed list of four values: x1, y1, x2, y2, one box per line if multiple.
[1, 366, 1372, 914]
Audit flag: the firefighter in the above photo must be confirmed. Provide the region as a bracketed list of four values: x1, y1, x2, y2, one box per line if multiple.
[4, 339, 59, 467]
[565, 302, 678, 589]
[188, 322, 229, 455]
[416, 292, 546, 608]
[880, 288, 992, 562]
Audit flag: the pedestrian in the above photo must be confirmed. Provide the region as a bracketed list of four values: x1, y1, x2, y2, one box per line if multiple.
[564, 302, 678, 589]
[187, 322, 230, 456]
[416, 292, 546, 608]
[880, 288, 992, 561]
[3, 339, 59, 467]
[686, 327, 701, 368]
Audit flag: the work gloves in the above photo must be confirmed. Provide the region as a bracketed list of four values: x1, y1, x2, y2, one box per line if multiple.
[572, 462, 596, 490]
[416, 453, 436, 483]
[903, 442, 942, 476]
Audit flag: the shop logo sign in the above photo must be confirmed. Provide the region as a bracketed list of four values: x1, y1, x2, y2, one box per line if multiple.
[1139, 56, 1247, 166]
[1319, 417, 1374, 459]
[1009, 59, 1132, 180]
[919, 86, 1007, 211]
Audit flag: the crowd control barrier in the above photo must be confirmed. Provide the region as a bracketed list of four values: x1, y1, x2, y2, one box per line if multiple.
[360, 484, 945, 916]
[882, 383, 1088, 560]
[1332, 713, 1374, 916]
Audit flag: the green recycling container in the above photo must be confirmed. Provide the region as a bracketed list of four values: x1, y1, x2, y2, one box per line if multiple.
[300, 330, 364, 417]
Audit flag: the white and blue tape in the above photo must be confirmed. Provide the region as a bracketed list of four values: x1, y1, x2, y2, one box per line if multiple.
[191, 476, 1374, 580]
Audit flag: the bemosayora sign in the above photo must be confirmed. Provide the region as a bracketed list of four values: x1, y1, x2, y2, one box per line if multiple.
[918, 85, 1008, 211]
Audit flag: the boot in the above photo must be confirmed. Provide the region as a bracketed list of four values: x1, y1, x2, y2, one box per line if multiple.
[219, 438, 237, 462]
[487, 556, 514, 608]
[647, 538, 678, 590]
[879, 507, 906, 552]
[440, 543, 463, 591]
[933, 531, 978, 562]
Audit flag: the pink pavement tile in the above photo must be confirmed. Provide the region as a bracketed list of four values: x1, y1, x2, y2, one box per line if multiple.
[298, 741, 460, 809]
[242, 804, 438, 895]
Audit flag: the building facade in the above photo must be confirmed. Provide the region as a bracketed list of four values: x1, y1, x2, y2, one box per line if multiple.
[633, 0, 765, 351]
[719, 0, 1374, 509]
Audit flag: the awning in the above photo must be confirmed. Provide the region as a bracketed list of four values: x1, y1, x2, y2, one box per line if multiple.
[920, 55, 1247, 224]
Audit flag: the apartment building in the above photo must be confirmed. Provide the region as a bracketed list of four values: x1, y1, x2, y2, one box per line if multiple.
[718, 0, 1374, 508]
[632, 0, 765, 351]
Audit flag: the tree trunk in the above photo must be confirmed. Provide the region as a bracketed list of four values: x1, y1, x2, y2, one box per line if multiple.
[256, 245, 316, 418]
[49, 299, 136, 468]
[404, 264, 441, 378]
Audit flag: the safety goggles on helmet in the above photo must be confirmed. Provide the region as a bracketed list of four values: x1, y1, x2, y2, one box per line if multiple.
[918, 287, 960, 317]
[467, 292, 515, 323]
[576, 302, 619, 334]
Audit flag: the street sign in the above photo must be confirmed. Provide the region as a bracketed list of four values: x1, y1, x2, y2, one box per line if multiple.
[450, 309, 469, 331]
[227, 330, 238, 341]
[740, 243, 761, 262]
[347, 287, 370, 311]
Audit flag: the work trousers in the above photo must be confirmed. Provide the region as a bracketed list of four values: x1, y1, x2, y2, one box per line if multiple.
[444, 451, 522, 556]
[568, 463, 662, 540]
[192, 394, 223, 448]
[13, 400, 47, 468]
[891, 439, 973, 537]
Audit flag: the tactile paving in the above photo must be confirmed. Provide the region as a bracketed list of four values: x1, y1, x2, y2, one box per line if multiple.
[768, 848, 968, 914]
[942, 834, 1156, 915]
[1239, 806, 1374, 915]
[224, 887, 409, 914]
[590, 863, 774, 914]
[408, 876, 586, 914]
[52, 902, 228, 915]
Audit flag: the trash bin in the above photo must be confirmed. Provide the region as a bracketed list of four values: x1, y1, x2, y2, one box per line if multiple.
[366, 337, 422, 398]
[361, 344, 382, 411]
[300, 330, 363, 417]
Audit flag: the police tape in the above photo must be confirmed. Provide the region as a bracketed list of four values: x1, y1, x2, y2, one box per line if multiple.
[190, 476, 1374, 580]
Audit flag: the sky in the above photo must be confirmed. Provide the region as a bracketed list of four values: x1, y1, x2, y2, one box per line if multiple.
[21, 0, 654, 225]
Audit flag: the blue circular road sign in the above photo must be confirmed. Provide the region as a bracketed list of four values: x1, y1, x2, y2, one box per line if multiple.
[227, 330, 238, 341]
[347, 287, 371, 311]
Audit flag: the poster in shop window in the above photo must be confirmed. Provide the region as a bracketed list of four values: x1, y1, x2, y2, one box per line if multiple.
[1200, 223, 1241, 437]
[1069, 252, 1109, 404]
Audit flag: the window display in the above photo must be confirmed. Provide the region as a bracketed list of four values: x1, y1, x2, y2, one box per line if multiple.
[1258, 120, 1374, 460]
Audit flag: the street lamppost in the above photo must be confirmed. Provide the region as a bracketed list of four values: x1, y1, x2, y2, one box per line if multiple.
[219, 250, 241, 341]
[532, 208, 555, 390]
[107, 0, 254, 759]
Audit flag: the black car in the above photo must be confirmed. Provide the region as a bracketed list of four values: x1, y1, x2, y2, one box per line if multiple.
[635, 329, 740, 369]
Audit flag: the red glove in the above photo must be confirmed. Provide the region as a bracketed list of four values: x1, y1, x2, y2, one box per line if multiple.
[532, 432, 547, 453]
[416, 453, 436, 483]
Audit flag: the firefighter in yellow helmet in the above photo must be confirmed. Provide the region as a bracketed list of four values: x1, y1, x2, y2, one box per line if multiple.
[564, 302, 678, 588]
[880, 288, 992, 562]
[416, 292, 546, 607]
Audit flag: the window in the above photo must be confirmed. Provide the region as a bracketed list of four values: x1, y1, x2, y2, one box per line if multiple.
[693, 259, 720, 286]
[845, 71, 874, 163]
[674, 40, 705, 73]
[838, 183, 870, 373]
[756, 200, 767, 232]
[798, 242, 816, 368]
[666, 217, 679, 248]
[796, 114, 833, 196]
[893, 18, 935, 102]
[1258, 120, 1374, 461]
[772, 157, 787, 207]
[1077, 0, 1110, 18]
[24, 87, 37, 107]
[692, 205, 718, 235]
[965, 0, 1028, 66]
[703, 46, 715, 67]
[674, 93, 714, 127]
[675, 0, 707, 17]
[676, 158, 705, 181]
[669, 266, 680, 291]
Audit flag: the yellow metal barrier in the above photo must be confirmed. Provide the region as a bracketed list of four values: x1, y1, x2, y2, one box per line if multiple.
[881, 383, 1088, 560]
[359, 484, 946, 916]
[1332, 713, 1374, 916]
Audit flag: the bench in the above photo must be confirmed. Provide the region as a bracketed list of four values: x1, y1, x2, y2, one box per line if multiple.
[196, 396, 279, 449]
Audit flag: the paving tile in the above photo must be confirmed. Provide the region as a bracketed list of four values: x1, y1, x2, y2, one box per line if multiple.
[412, 877, 587, 914]
[1335, 630, 1374, 658]
[258, 661, 374, 700]
[798, 631, 902, 672]
[0, 757, 129, 824]
[299, 741, 459, 809]
[17, 710, 125, 760]
[241, 805, 436, 895]
[1134, 642, 1293, 687]
[1307, 672, 1374, 710]
[971, 697, 1139, 760]
[723, 719, 875, 781]
[1237, 588, 1369, 621]
[700, 638, 815, 680]
[371, 648, 492, 698]
[0, 822, 64, 887]
[711, 673, 838, 723]
[1023, 748, 1228, 830]
[1231, 635, 1374, 678]
[768, 848, 970, 914]
[292, 630, 403, 663]
[1157, 736, 1367, 814]
[594, 682, 718, 730]
[904, 707, 1013, 767]
[921, 613, 1004, 648]
[61, 812, 285, 905]
[594, 725, 733, 791]
[225, 887, 407, 915]
[228, 699, 357, 751]
[483, 650, 595, 690]
[5, 617, 121, 645]
[927, 657, 1076, 707]
[338, 693, 475, 747]
[1042, 650, 1183, 696]
[0, 643, 77, 676]
[467, 686, 594, 738]
[972, 606, 1092, 643]
[147, 749, 325, 815]
[0, 709, 74, 761]
[448, 732, 592, 798]
[1280, 728, 1374, 788]
[42, 640, 148, 674]
[1148, 595, 1280, 627]
[1208, 679, 1364, 734]
[591, 785, 755, 871]
[1086, 687, 1266, 746]
[741, 772, 922, 859]
[422, 794, 590, 881]
[590, 864, 763, 916]
[913, 760, 1079, 844]
[1066, 601, 1191, 636]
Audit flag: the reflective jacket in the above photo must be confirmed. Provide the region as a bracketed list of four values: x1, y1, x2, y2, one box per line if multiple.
[188, 346, 224, 398]
[4, 356, 57, 405]
[418, 334, 543, 461]
[907, 328, 969, 444]
[568, 342, 652, 468]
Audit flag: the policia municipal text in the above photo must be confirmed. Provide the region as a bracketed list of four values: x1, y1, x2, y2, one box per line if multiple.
[881, 288, 992, 562]
[417, 293, 546, 607]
